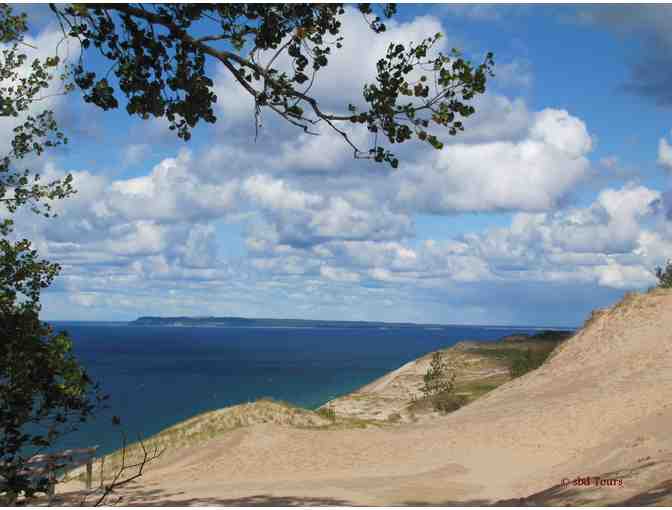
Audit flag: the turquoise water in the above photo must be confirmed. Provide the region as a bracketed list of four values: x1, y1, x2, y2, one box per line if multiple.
[51, 322, 553, 455]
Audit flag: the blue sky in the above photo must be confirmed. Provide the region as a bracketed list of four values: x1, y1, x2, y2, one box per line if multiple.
[7, 4, 672, 327]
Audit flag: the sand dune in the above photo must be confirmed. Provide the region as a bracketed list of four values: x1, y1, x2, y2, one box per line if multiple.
[61, 289, 672, 505]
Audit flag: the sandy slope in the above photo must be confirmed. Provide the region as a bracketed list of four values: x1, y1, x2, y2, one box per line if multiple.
[61, 290, 672, 506]
[321, 333, 567, 422]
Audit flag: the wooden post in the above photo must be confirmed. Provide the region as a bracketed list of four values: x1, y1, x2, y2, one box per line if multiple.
[99, 456, 105, 488]
[47, 461, 55, 505]
[86, 458, 93, 490]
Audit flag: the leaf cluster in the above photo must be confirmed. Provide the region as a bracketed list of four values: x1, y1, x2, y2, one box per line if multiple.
[50, 3, 493, 166]
[357, 35, 493, 167]
[0, 235, 105, 501]
[0, 5, 75, 220]
[0, 315, 105, 500]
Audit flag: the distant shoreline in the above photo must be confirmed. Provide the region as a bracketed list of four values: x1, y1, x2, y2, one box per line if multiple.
[126, 316, 578, 330]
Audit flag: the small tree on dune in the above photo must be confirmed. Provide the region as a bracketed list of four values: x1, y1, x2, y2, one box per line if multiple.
[420, 351, 462, 413]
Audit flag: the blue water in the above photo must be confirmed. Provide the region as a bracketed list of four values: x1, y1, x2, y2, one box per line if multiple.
[50, 322, 550, 456]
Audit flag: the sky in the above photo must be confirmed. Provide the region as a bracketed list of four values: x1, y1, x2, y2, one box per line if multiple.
[5, 3, 672, 327]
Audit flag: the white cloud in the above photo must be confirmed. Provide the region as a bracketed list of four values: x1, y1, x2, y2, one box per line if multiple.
[396, 108, 593, 213]
[595, 263, 656, 289]
[243, 174, 322, 211]
[530, 109, 592, 158]
[658, 131, 672, 172]
[109, 150, 240, 222]
[458, 95, 531, 143]
[493, 59, 534, 89]
[180, 224, 219, 269]
[104, 221, 167, 256]
[320, 265, 360, 283]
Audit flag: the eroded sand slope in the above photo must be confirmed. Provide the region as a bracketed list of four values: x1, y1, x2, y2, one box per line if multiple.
[321, 332, 568, 423]
[62, 290, 672, 506]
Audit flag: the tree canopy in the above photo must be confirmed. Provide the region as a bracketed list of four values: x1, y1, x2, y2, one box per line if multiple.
[0, 4, 103, 502]
[50, 3, 494, 167]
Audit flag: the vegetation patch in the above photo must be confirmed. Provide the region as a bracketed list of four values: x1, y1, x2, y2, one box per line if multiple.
[509, 348, 552, 378]
[467, 346, 536, 362]
[316, 407, 336, 422]
[466, 340, 558, 380]
[455, 379, 504, 400]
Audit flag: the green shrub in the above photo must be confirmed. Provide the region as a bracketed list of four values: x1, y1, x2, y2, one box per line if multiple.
[431, 391, 468, 414]
[420, 351, 464, 413]
[421, 352, 456, 399]
[316, 406, 336, 422]
[509, 348, 550, 378]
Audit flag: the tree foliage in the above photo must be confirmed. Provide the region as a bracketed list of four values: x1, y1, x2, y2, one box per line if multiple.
[0, 4, 102, 502]
[0, 6, 74, 223]
[420, 351, 460, 413]
[655, 260, 672, 289]
[49, 3, 494, 167]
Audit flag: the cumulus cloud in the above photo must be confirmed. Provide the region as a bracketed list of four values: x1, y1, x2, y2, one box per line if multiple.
[108, 150, 240, 222]
[320, 265, 361, 283]
[240, 182, 663, 310]
[395, 108, 593, 213]
[549, 184, 660, 254]
[457, 95, 531, 143]
[242, 173, 413, 247]
[31, 158, 665, 324]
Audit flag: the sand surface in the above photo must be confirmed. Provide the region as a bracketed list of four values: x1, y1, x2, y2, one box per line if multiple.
[60, 290, 672, 506]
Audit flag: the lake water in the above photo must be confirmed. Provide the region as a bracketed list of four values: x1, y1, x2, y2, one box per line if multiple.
[50, 322, 557, 455]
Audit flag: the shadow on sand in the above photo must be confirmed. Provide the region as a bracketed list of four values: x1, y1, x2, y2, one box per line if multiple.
[55, 484, 353, 507]
[54, 461, 672, 507]
[124, 490, 354, 507]
[57, 479, 672, 507]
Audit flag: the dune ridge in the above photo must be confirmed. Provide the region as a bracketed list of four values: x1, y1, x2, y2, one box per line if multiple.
[60, 289, 672, 506]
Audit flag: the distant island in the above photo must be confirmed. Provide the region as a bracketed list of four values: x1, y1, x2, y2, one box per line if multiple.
[131, 316, 441, 328]
[130, 316, 575, 330]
